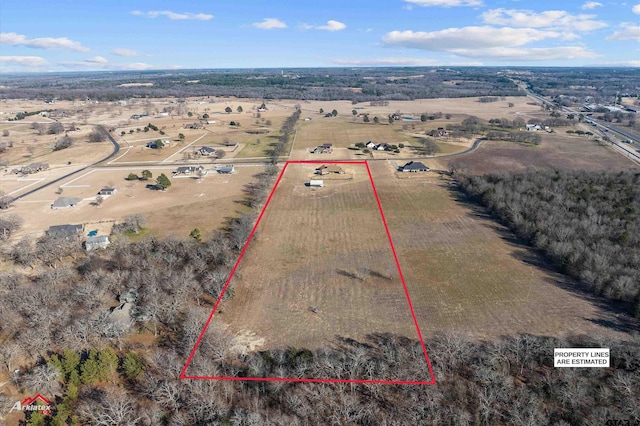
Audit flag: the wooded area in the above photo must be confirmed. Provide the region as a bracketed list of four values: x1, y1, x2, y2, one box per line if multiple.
[457, 169, 640, 318]
[0, 68, 523, 102]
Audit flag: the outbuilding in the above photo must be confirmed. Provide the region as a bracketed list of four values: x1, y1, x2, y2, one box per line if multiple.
[309, 180, 324, 187]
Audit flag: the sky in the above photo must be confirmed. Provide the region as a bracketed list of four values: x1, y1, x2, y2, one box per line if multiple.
[0, 0, 639, 72]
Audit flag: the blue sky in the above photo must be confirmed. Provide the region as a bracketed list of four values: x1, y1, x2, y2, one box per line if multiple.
[0, 0, 638, 72]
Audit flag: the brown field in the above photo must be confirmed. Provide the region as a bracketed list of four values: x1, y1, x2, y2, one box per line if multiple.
[276, 96, 541, 121]
[0, 122, 112, 166]
[211, 163, 421, 354]
[292, 118, 471, 161]
[444, 133, 638, 174]
[371, 161, 636, 340]
[8, 165, 260, 239]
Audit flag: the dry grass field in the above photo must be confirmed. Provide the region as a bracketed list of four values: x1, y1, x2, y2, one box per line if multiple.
[370, 161, 636, 340]
[8, 165, 260, 239]
[444, 133, 638, 174]
[0, 122, 112, 166]
[210, 163, 422, 355]
[292, 118, 470, 161]
[276, 96, 541, 121]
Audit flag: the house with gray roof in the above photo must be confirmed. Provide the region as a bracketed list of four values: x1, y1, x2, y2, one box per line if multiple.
[47, 224, 84, 237]
[172, 165, 207, 176]
[85, 235, 110, 251]
[51, 197, 82, 209]
[401, 161, 430, 172]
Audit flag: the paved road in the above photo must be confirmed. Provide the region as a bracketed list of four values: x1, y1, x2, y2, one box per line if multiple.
[10, 126, 119, 202]
[524, 88, 640, 163]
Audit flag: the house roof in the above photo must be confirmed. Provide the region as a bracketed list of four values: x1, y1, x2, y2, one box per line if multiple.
[86, 235, 110, 245]
[217, 165, 234, 172]
[402, 161, 429, 171]
[47, 224, 83, 236]
[52, 197, 82, 208]
[200, 146, 216, 153]
[100, 187, 115, 192]
[316, 165, 343, 173]
[175, 166, 203, 173]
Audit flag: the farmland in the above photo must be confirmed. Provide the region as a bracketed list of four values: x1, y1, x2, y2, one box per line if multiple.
[370, 161, 636, 339]
[198, 163, 426, 376]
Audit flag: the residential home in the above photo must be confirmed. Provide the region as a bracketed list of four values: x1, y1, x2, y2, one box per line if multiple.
[198, 146, 217, 156]
[401, 161, 430, 172]
[315, 165, 344, 175]
[365, 141, 376, 149]
[217, 165, 235, 174]
[85, 235, 110, 251]
[51, 197, 82, 209]
[98, 188, 117, 196]
[173, 165, 207, 176]
[375, 143, 390, 151]
[47, 224, 84, 237]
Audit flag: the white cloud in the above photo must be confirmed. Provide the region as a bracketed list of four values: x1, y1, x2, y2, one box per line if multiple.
[120, 63, 153, 70]
[111, 48, 139, 57]
[383, 27, 567, 50]
[382, 27, 598, 61]
[404, 0, 483, 7]
[301, 20, 346, 31]
[252, 18, 287, 30]
[591, 60, 640, 67]
[60, 56, 109, 68]
[317, 20, 347, 31]
[131, 10, 213, 20]
[481, 9, 607, 32]
[450, 46, 598, 61]
[0, 55, 48, 67]
[633, 4, 640, 14]
[581, 1, 602, 10]
[606, 23, 640, 41]
[0, 32, 89, 52]
[86, 56, 108, 64]
[333, 57, 439, 66]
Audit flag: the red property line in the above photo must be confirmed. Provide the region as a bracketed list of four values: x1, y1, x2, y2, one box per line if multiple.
[180, 160, 436, 385]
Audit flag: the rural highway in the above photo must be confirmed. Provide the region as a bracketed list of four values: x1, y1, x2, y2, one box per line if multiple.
[524, 87, 640, 163]
[9, 126, 119, 202]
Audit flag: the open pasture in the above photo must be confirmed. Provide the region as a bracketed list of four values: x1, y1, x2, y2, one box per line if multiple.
[208, 163, 424, 357]
[371, 161, 636, 340]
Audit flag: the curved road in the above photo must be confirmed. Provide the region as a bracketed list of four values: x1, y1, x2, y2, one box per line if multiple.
[10, 126, 119, 202]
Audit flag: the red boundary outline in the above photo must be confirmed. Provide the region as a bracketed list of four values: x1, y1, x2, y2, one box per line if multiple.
[180, 160, 437, 385]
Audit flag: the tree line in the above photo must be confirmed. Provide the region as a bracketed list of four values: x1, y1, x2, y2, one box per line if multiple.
[456, 168, 640, 317]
